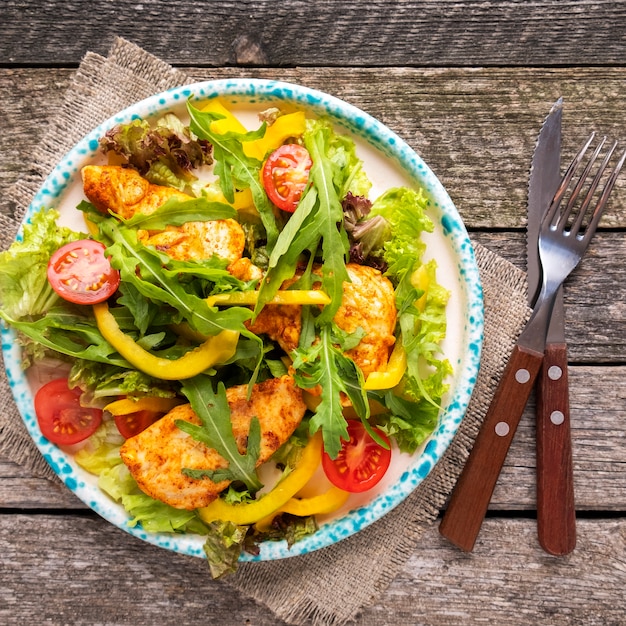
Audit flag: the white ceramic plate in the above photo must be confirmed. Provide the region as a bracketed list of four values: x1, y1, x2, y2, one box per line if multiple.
[1, 79, 483, 561]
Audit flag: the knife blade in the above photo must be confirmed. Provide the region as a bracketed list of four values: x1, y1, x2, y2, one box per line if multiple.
[528, 98, 577, 556]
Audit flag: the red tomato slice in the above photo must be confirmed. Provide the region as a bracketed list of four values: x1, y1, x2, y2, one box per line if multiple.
[262, 144, 312, 212]
[114, 410, 160, 439]
[47, 239, 120, 305]
[321, 420, 392, 493]
[34, 378, 103, 446]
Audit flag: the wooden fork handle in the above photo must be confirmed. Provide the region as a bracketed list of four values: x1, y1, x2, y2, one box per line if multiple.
[439, 344, 543, 551]
[536, 342, 576, 555]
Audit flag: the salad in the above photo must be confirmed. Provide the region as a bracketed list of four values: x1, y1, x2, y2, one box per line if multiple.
[0, 95, 451, 577]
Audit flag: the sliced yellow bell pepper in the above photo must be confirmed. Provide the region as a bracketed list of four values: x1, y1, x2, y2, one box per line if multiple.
[254, 486, 350, 531]
[104, 396, 182, 416]
[202, 183, 255, 212]
[411, 263, 430, 312]
[201, 99, 248, 135]
[197, 431, 323, 525]
[206, 290, 331, 308]
[244, 111, 307, 160]
[201, 101, 306, 161]
[363, 339, 407, 390]
[93, 301, 239, 380]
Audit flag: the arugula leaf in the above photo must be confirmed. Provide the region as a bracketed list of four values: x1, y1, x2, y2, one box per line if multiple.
[97, 218, 252, 336]
[254, 120, 351, 320]
[186, 101, 279, 251]
[177, 375, 262, 492]
[122, 195, 236, 230]
[292, 323, 368, 459]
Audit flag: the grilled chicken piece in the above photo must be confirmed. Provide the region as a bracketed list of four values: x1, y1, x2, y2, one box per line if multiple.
[119, 375, 306, 510]
[81, 164, 245, 264]
[248, 263, 397, 377]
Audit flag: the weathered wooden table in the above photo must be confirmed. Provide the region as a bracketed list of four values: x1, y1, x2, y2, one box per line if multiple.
[1, 2, 625, 624]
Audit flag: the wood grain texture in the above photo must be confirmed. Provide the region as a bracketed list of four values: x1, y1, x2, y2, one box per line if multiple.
[1, 1, 626, 68]
[2, 67, 625, 229]
[1, 515, 624, 626]
[1, 12, 626, 622]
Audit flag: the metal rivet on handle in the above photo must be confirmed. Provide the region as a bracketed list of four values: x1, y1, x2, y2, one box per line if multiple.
[548, 365, 563, 380]
[550, 410, 565, 425]
[495, 421, 510, 437]
[515, 368, 531, 384]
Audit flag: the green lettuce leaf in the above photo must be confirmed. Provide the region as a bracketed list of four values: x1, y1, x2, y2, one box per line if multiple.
[361, 187, 453, 453]
[98, 462, 209, 535]
[0, 208, 84, 320]
[203, 520, 248, 579]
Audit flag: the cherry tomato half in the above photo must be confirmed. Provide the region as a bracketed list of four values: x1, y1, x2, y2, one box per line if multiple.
[114, 410, 160, 439]
[34, 378, 103, 446]
[321, 420, 392, 493]
[47, 239, 120, 305]
[262, 144, 312, 212]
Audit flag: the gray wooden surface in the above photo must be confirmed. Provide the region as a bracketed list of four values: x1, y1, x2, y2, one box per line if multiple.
[1, 2, 626, 625]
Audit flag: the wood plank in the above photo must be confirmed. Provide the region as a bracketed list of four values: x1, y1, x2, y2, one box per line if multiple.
[1, 1, 625, 68]
[1, 514, 623, 625]
[0, 513, 283, 626]
[361, 520, 626, 626]
[2, 367, 625, 511]
[2, 67, 625, 229]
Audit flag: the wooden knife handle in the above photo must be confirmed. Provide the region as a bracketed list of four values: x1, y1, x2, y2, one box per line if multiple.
[536, 342, 576, 555]
[439, 344, 543, 551]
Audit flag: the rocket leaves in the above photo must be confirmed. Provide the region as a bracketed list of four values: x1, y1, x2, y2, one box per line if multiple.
[177, 375, 262, 492]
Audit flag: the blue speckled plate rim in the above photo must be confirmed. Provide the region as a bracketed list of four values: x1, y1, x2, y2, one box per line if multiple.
[1, 78, 484, 561]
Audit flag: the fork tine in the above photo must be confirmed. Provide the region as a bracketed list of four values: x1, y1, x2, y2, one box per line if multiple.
[582, 143, 626, 243]
[545, 133, 595, 228]
[570, 138, 616, 237]
[561, 136, 608, 233]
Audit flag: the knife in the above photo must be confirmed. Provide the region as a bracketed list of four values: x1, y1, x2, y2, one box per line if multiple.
[528, 98, 577, 556]
[438, 101, 567, 552]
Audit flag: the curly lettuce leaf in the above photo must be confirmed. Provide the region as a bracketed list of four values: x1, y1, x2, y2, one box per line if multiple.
[0, 208, 84, 320]
[97, 462, 209, 535]
[203, 520, 248, 579]
[359, 187, 453, 453]
[99, 114, 213, 194]
[68, 358, 177, 402]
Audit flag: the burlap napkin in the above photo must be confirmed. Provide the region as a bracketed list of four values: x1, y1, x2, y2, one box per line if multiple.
[0, 38, 530, 626]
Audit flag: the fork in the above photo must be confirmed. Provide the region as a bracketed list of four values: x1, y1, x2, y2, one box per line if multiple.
[439, 134, 626, 552]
